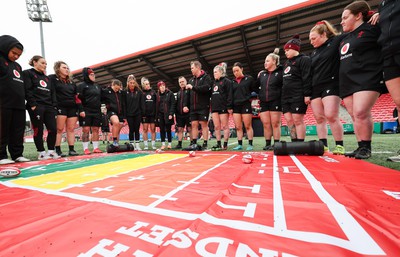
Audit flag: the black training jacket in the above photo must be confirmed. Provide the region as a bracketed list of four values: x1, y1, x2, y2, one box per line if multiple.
[188, 71, 212, 112]
[211, 76, 233, 112]
[24, 68, 57, 108]
[175, 88, 190, 116]
[142, 88, 157, 116]
[102, 87, 126, 118]
[77, 81, 102, 114]
[0, 35, 25, 110]
[378, 0, 400, 56]
[339, 22, 383, 98]
[124, 88, 144, 117]
[282, 54, 312, 102]
[232, 75, 256, 106]
[256, 66, 283, 103]
[49, 74, 81, 109]
[310, 34, 346, 87]
[156, 89, 176, 125]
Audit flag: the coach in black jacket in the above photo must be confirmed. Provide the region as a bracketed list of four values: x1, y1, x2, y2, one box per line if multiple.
[186, 60, 212, 150]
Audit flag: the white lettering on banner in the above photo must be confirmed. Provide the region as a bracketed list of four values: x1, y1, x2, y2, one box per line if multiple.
[232, 183, 261, 193]
[77, 239, 129, 257]
[116, 221, 148, 237]
[216, 201, 257, 218]
[81, 228, 298, 257]
[382, 190, 400, 200]
[138, 225, 175, 245]
[163, 228, 200, 248]
[196, 237, 233, 257]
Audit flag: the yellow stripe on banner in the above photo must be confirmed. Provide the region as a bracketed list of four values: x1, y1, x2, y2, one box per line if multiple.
[12, 154, 187, 190]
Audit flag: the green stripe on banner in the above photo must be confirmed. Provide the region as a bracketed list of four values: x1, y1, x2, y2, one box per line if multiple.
[4, 153, 149, 180]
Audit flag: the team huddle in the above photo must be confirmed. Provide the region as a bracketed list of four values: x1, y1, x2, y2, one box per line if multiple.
[0, 0, 399, 163]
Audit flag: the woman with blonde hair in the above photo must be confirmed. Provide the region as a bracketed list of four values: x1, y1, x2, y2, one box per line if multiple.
[256, 48, 283, 150]
[309, 20, 346, 154]
[124, 75, 144, 150]
[141, 77, 156, 150]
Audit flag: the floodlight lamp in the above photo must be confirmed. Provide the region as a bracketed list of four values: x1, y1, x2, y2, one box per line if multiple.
[25, 0, 52, 22]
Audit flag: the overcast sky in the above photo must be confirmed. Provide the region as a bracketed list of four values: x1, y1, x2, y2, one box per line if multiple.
[1, 0, 307, 73]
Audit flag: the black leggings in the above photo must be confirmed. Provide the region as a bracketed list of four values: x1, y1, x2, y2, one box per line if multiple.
[0, 108, 25, 160]
[28, 105, 57, 152]
[126, 115, 141, 141]
[158, 115, 172, 142]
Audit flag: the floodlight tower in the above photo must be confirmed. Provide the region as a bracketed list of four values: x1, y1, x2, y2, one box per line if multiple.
[25, 0, 52, 58]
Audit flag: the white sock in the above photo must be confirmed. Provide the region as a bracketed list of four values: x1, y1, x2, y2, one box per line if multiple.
[83, 142, 89, 150]
[152, 141, 155, 147]
[144, 141, 148, 147]
[93, 141, 99, 149]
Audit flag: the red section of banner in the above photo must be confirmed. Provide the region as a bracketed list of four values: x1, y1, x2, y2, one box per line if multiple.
[0, 152, 399, 257]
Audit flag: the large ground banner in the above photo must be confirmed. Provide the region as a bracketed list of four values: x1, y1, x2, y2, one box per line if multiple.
[0, 151, 399, 257]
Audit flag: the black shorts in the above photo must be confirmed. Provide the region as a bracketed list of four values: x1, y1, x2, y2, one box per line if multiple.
[259, 100, 282, 112]
[190, 109, 209, 122]
[311, 83, 339, 99]
[211, 109, 228, 114]
[101, 125, 110, 133]
[383, 53, 400, 81]
[142, 115, 155, 124]
[57, 106, 78, 118]
[79, 113, 102, 127]
[282, 100, 308, 114]
[107, 111, 124, 123]
[176, 114, 191, 128]
[233, 101, 252, 114]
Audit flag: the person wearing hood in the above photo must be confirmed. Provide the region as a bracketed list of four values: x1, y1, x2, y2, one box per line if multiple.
[282, 35, 312, 143]
[210, 62, 233, 151]
[256, 48, 283, 151]
[24, 55, 60, 160]
[0, 35, 30, 164]
[309, 20, 346, 155]
[77, 67, 103, 155]
[155, 80, 176, 149]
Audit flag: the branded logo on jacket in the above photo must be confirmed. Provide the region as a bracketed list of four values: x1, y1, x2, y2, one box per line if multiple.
[146, 95, 151, 100]
[13, 69, 21, 78]
[284, 66, 291, 74]
[340, 43, 350, 55]
[213, 86, 218, 92]
[39, 80, 47, 87]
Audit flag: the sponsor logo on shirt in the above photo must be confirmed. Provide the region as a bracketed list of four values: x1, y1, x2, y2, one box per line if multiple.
[40, 80, 47, 87]
[213, 86, 218, 92]
[13, 69, 21, 78]
[340, 43, 352, 60]
[284, 66, 291, 74]
[12, 69, 24, 83]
